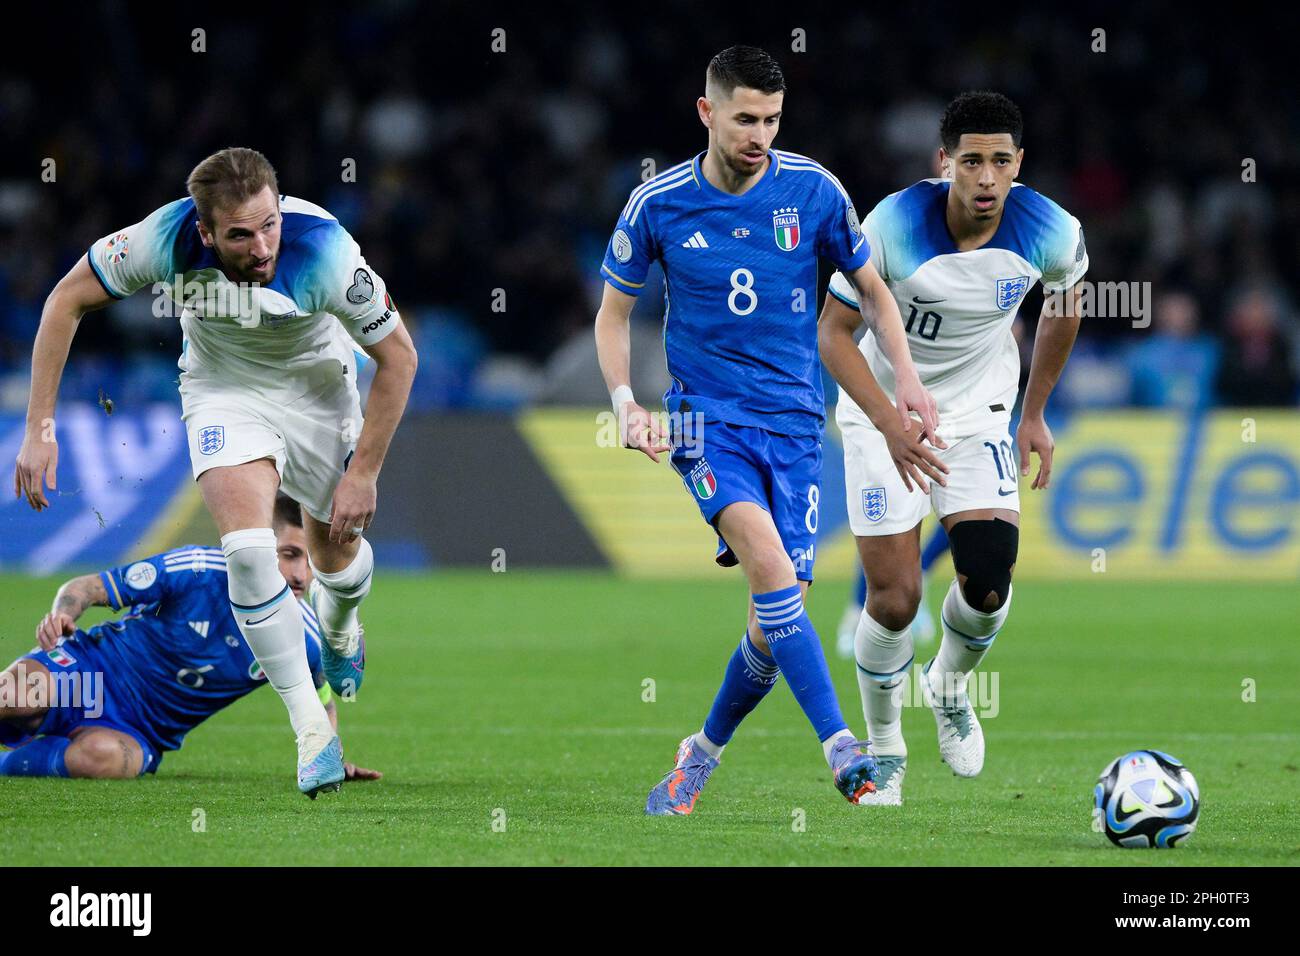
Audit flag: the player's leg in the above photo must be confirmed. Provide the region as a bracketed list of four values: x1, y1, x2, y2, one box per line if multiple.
[63, 728, 146, 778]
[201, 459, 339, 795]
[281, 369, 370, 695]
[718, 501, 876, 803]
[930, 508, 1017, 699]
[922, 424, 1021, 777]
[838, 404, 934, 803]
[301, 509, 369, 692]
[646, 429, 783, 815]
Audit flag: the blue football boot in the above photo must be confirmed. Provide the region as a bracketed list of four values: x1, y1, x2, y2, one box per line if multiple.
[829, 736, 879, 804]
[645, 735, 719, 816]
[309, 580, 366, 698]
[298, 735, 345, 799]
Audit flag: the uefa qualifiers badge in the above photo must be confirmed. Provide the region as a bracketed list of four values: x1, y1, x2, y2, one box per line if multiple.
[772, 207, 800, 251]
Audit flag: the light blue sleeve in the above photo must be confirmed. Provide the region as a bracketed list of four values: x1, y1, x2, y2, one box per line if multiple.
[303, 222, 400, 347]
[1040, 206, 1089, 293]
[86, 199, 189, 298]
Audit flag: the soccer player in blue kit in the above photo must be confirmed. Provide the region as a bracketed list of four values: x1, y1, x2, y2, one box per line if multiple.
[594, 46, 944, 814]
[0, 495, 379, 787]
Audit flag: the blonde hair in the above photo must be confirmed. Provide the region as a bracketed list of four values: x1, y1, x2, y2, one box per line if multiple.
[186, 147, 279, 224]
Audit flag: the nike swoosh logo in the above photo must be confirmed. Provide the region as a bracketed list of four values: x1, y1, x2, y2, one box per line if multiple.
[248, 609, 281, 625]
[997, 488, 1017, 496]
[913, 297, 946, 304]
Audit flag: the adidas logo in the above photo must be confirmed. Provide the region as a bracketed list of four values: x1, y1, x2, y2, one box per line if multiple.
[189, 621, 210, 638]
[681, 231, 709, 249]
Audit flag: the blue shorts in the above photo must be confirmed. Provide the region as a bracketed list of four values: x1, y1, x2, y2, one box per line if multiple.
[0, 638, 162, 775]
[670, 419, 822, 581]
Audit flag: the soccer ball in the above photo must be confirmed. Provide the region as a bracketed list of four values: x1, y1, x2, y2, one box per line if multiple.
[1092, 750, 1199, 848]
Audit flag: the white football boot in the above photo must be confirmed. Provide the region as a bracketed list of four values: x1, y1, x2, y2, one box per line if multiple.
[856, 750, 906, 805]
[921, 659, 985, 777]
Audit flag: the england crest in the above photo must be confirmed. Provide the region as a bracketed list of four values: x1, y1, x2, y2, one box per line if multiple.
[198, 425, 225, 456]
[996, 275, 1031, 311]
[689, 460, 718, 500]
[773, 207, 800, 251]
[862, 486, 887, 523]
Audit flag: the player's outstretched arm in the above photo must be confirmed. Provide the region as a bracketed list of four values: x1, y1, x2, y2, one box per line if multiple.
[323, 698, 382, 781]
[35, 572, 110, 650]
[841, 261, 941, 443]
[818, 291, 948, 494]
[1017, 283, 1083, 490]
[14, 256, 116, 512]
[594, 282, 670, 463]
[330, 321, 419, 544]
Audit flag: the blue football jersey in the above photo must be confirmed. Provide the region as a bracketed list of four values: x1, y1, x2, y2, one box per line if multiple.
[601, 150, 871, 437]
[89, 546, 324, 752]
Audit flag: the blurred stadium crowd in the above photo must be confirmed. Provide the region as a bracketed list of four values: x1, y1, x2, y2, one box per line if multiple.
[1, 4, 1296, 415]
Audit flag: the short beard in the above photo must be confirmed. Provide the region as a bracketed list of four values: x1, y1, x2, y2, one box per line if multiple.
[214, 245, 276, 284]
[723, 149, 763, 178]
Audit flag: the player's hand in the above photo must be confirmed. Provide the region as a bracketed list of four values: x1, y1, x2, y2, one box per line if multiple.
[36, 610, 76, 651]
[883, 418, 949, 495]
[619, 401, 672, 463]
[14, 430, 59, 512]
[893, 371, 945, 450]
[344, 761, 382, 781]
[1016, 414, 1054, 490]
[329, 470, 377, 544]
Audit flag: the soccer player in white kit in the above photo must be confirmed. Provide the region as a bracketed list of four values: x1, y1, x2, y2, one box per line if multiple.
[14, 148, 418, 797]
[818, 93, 1088, 803]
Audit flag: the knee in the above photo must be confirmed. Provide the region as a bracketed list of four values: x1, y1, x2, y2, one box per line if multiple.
[66, 734, 136, 779]
[866, 581, 921, 632]
[221, 528, 283, 600]
[747, 546, 796, 593]
[949, 519, 1018, 612]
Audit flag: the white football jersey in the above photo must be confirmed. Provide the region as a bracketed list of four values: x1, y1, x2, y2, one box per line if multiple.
[830, 179, 1087, 435]
[87, 195, 399, 398]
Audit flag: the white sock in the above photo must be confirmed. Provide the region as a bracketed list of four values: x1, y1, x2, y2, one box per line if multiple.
[223, 528, 332, 744]
[822, 729, 855, 765]
[309, 537, 373, 654]
[929, 579, 1012, 700]
[854, 611, 913, 756]
[693, 730, 724, 760]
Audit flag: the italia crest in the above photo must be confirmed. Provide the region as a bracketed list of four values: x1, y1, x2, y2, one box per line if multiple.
[689, 460, 718, 500]
[862, 486, 887, 522]
[198, 425, 225, 456]
[773, 207, 800, 251]
[996, 275, 1031, 311]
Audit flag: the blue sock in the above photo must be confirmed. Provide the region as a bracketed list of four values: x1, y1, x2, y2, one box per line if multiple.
[753, 585, 849, 742]
[0, 736, 72, 777]
[702, 633, 779, 747]
[921, 526, 950, 573]
[853, 567, 868, 607]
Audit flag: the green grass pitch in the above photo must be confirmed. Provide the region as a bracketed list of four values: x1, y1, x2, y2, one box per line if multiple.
[1, 571, 1297, 866]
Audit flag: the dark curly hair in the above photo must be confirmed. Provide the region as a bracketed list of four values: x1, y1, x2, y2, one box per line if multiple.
[940, 91, 1024, 152]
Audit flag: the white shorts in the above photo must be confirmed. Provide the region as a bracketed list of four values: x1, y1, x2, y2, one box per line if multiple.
[179, 356, 363, 524]
[838, 406, 1020, 537]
